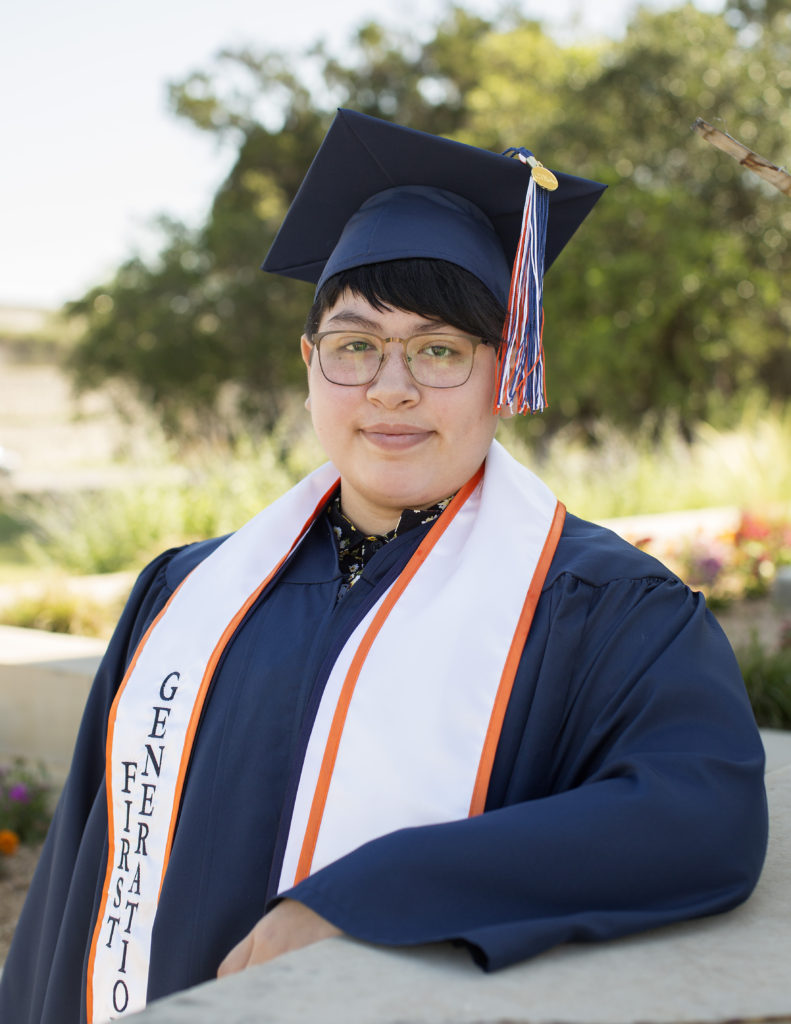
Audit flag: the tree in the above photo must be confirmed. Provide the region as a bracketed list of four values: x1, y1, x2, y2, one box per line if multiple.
[726, 0, 790, 26]
[537, 2, 791, 434]
[66, 9, 497, 439]
[66, 3, 791, 442]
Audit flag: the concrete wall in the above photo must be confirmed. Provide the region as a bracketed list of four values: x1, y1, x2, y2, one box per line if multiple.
[0, 624, 105, 784]
[132, 765, 791, 1024]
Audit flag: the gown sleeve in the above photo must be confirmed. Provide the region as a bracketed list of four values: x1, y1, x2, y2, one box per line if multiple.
[281, 571, 769, 970]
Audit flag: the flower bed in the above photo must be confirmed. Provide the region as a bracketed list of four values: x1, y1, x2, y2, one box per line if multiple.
[0, 759, 52, 877]
[629, 511, 791, 610]
[615, 510, 791, 730]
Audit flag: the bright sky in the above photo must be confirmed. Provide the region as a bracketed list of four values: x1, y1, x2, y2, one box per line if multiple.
[1, 0, 723, 309]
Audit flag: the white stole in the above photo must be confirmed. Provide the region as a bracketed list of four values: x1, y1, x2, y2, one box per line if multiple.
[87, 440, 564, 1022]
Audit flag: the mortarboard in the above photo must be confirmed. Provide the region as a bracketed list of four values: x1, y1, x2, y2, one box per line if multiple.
[262, 108, 605, 413]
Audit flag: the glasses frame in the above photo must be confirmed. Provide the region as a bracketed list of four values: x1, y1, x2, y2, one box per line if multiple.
[310, 331, 496, 389]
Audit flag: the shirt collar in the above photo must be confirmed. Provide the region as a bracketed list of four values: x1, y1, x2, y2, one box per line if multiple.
[327, 491, 453, 552]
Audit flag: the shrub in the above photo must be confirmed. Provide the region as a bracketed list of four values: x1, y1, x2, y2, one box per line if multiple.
[0, 586, 122, 638]
[16, 434, 313, 576]
[0, 759, 53, 845]
[738, 628, 791, 730]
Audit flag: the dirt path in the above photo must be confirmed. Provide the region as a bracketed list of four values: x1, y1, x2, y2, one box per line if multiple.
[0, 345, 162, 493]
[0, 842, 42, 963]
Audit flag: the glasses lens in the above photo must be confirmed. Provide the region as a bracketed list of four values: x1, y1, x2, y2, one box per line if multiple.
[317, 332, 383, 385]
[314, 331, 479, 387]
[405, 334, 476, 387]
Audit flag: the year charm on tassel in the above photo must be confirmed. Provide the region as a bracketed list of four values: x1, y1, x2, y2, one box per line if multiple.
[527, 157, 559, 192]
[510, 148, 559, 191]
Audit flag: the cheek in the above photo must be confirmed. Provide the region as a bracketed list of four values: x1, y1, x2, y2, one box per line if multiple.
[446, 382, 499, 443]
[307, 380, 358, 447]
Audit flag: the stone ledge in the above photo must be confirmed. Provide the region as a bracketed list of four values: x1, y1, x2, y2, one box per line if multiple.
[0, 622, 106, 667]
[130, 766, 791, 1024]
[761, 727, 791, 772]
[0, 624, 106, 784]
[598, 505, 742, 546]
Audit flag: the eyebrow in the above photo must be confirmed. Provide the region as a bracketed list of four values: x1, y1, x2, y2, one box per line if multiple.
[323, 309, 448, 333]
[324, 310, 381, 330]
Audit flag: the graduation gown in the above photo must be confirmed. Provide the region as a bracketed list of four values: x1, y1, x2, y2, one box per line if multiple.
[0, 510, 768, 1023]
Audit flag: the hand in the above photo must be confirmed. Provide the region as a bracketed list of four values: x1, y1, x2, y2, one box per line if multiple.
[217, 899, 342, 977]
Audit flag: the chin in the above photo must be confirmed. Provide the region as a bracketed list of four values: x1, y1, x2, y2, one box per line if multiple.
[370, 470, 436, 506]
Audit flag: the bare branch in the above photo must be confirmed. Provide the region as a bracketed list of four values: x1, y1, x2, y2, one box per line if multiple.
[692, 117, 791, 197]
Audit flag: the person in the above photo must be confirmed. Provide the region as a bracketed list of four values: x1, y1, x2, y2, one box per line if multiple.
[1, 109, 767, 1024]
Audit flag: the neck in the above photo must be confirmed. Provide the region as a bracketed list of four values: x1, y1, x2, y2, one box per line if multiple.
[338, 490, 451, 536]
[337, 502, 401, 536]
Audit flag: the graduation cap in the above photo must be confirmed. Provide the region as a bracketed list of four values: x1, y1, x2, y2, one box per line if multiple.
[263, 108, 605, 413]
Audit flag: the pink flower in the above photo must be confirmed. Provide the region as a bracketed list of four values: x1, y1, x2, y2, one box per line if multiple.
[8, 782, 29, 803]
[737, 513, 771, 542]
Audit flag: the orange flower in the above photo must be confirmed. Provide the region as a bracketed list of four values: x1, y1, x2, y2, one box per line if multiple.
[0, 828, 20, 856]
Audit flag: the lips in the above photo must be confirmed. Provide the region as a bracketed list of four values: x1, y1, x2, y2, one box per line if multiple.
[360, 424, 433, 450]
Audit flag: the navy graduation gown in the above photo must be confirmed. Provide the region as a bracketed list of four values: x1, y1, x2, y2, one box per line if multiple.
[0, 512, 768, 1023]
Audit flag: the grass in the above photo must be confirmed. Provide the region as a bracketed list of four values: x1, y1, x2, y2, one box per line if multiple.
[1, 403, 790, 580]
[500, 400, 791, 520]
[0, 507, 30, 570]
[0, 585, 124, 640]
[737, 631, 791, 730]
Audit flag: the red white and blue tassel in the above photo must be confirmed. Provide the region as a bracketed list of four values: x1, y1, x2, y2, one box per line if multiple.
[494, 149, 557, 415]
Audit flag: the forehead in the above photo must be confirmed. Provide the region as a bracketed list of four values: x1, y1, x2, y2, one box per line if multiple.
[319, 292, 447, 333]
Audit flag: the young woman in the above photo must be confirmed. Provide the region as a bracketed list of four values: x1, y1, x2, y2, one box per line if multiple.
[1, 110, 767, 1024]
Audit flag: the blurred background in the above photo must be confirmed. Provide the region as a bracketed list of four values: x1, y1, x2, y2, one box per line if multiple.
[1, 2, 790, 920]
[0, 0, 789, 652]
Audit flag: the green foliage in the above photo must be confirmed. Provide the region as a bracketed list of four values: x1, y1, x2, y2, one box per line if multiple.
[4, 404, 787, 583]
[533, 3, 791, 435]
[64, 4, 791, 441]
[17, 434, 313, 575]
[726, 0, 789, 26]
[0, 759, 53, 845]
[503, 400, 791, 519]
[738, 629, 791, 729]
[0, 503, 29, 569]
[0, 586, 123, 639]
[21, 487, 185, 574]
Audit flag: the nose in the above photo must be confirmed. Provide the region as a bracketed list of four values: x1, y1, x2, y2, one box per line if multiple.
[366, 340, 420, 406]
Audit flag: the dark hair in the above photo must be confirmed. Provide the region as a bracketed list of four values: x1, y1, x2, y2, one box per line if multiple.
[304, 259, 507, 346]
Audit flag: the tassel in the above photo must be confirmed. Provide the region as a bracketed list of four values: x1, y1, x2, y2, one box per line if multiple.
[494, 150, 557, 415]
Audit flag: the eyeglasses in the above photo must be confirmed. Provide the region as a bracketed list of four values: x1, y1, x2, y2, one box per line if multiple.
[311, 331, 494, 388]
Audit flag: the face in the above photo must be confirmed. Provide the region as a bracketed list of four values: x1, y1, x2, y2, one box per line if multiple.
[302, 290, 503, 534]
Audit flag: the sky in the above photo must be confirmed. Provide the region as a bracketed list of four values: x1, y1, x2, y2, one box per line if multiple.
[1, 0, 722, 310]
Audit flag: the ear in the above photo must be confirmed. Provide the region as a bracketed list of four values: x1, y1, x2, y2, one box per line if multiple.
[301, 337, 314, 410]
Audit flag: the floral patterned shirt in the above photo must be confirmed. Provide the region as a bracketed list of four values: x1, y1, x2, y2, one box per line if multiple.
[326, 491, 453, 598]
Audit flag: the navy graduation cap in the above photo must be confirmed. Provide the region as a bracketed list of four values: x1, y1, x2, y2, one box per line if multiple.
[263, 108, 605, 414]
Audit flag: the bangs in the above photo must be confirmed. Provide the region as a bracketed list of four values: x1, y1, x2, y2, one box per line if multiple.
[304, 259, 506, 347]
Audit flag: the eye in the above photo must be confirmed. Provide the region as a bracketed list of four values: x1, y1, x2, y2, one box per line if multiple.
[341, 334, 377, 353]
[323, 332, 378, 354]
[416, 336, 465, 359]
